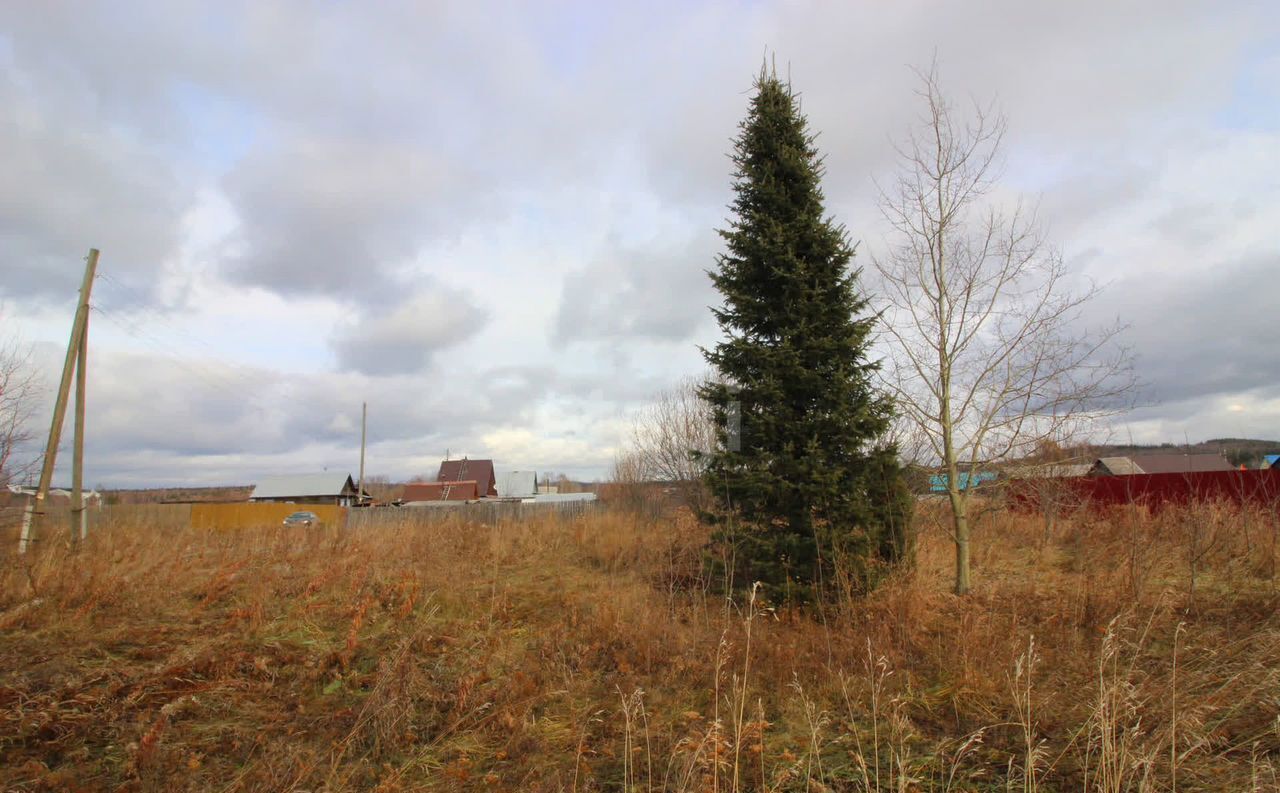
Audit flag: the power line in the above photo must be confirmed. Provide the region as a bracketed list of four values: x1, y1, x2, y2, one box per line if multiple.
[94, 272, 233, 363]
[89, 303, 267, 408]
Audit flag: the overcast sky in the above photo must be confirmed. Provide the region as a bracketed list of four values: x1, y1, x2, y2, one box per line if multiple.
[2, 1, 1278, 487]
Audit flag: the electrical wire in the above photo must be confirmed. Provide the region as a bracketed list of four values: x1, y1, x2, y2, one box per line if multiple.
[89, 303, 267, 407]
[93, 272, 233, 363]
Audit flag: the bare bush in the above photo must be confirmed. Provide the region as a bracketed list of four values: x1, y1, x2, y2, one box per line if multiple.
[619, 377, 716, 511]
[0, 332, 40, 490]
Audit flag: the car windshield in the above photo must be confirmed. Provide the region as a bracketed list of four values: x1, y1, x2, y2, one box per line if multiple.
[287, 512, 313, 519]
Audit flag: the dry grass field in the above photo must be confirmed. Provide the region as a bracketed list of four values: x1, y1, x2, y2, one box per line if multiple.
[2, 499, 1278, 791]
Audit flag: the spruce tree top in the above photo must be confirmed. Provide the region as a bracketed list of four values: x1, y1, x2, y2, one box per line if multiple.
[704, 70, 885, 451]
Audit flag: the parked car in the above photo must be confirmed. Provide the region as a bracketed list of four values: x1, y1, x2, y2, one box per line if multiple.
[282, 510, 320, 527]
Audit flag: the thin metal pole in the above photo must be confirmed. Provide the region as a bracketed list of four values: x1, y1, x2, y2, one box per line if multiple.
[358, 401, 366, 505]
[20, 248, 98, 553]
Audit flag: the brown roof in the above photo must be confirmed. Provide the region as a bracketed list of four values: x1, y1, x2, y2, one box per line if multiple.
[403, 481, 480, 501]
[1126, 453, 1234, 475]
[437, 459, 497, 497]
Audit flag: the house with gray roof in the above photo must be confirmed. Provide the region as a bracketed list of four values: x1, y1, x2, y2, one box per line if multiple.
[495, 470, 538, 498]
[249, 473, 364, 506]
[1089, 453, 1234, 477]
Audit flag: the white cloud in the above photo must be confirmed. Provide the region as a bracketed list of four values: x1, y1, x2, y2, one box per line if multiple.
[478, 427, 620, 475]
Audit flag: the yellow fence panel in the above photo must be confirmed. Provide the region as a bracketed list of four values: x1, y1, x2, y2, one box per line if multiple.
[190, 503, 347, 531]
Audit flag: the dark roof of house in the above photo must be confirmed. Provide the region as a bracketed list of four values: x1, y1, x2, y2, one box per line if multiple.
[1126, 453, 1234, 475]
[437, 459, 497, 497]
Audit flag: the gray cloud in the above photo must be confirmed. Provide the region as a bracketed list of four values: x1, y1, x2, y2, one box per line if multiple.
[5, 0, 1271, 303]
[1090, 254, 1280, 408]
[0, 72, 189, 302]
[221, 139, 485, 298]
[1116, 382, 1280, 447]
[21, 345, 539, 486]
[554, 233, 717, 345]
[330, 287, 488, 376]
[0, 2, 588, 308]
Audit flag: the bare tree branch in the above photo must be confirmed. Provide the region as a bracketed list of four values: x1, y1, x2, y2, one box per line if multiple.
[0, 330, 42, 490]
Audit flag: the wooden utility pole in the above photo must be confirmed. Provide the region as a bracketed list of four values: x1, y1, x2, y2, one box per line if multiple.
[358, 401, 367, 505]
[72, 308, 89, 540]
[19, 248, 98, 553]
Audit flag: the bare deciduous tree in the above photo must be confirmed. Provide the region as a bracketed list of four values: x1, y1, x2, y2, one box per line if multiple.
[619, 377, 717, 510]
[360, 474, 401, 504]
[873, 65, 1134, 594]
[1, 334, 41, 490]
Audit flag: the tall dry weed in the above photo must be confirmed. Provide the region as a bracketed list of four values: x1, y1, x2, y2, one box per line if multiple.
[1, 499, 1277, 790]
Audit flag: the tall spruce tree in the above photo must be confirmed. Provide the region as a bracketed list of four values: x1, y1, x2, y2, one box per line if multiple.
[700, 69, 911, 603]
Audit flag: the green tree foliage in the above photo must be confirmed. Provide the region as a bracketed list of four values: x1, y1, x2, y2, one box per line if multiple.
[700, 69, 911, 603]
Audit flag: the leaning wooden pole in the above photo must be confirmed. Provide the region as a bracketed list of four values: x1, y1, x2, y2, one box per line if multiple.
[72, 308, 89, 541]
[19, 248, 98, 554]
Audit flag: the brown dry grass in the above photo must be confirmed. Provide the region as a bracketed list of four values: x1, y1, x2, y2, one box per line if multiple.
[1, 500, 1278, 791]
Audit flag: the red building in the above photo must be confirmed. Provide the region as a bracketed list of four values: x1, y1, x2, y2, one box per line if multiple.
[402, 480, 480, 502]
[436, 458, 497, 497]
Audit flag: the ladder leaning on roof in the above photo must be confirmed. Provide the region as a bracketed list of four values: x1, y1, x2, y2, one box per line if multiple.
[440, 458, 469, 501]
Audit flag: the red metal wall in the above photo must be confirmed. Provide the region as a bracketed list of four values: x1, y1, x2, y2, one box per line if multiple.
[1010, 469, 1280, 512]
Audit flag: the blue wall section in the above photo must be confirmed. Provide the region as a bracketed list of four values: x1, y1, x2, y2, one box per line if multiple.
[928, 471, 999, 492]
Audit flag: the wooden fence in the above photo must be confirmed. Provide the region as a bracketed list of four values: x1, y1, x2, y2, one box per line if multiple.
[348, 499, 601, 529]
[190, 502, 347, 530]
[0, 502, 190, 550]
[2, 499, 602, 549]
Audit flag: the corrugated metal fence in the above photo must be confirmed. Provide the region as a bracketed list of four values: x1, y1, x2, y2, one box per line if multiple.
[1010, 469, 1280, 512]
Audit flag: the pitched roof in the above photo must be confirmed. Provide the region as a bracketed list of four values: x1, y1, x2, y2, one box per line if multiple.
[250, 473, 356, 499]
[7, 485, 103, 500]
[404, 481, 479, 502]
[1092, 453, 1235, 476]
[1127, 453, 1234, 474]
[496, 470, 537, 498]
[437, 459, 497, 497]
[1095, 457, 1145, 475]
[1007, 463, 1092, 479]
